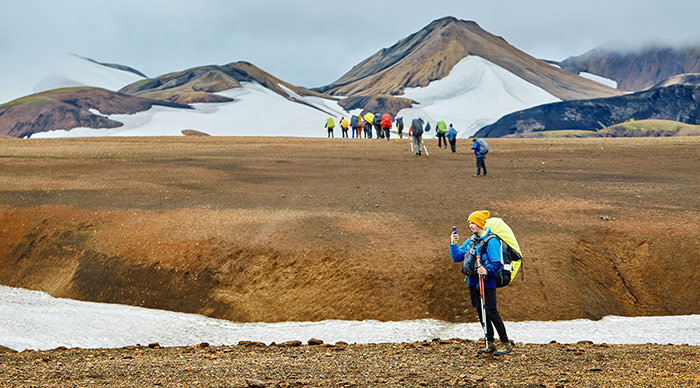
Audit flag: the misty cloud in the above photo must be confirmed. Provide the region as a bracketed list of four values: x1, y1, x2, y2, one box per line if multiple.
[2, 0, 699, 86]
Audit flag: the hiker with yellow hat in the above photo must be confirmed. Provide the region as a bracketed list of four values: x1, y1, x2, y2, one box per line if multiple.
[450, 210, 512, 355]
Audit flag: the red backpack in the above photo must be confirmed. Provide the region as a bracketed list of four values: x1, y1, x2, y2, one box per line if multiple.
[381, 114, 392, 128]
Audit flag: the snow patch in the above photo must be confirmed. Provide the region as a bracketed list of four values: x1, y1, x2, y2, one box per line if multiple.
[579, 72, 618, 89]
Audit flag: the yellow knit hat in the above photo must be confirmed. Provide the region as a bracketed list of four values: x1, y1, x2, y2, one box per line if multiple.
[468, 210, 490, 229]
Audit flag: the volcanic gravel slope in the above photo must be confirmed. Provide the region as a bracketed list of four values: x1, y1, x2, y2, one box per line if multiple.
[1, 340, 699, 387]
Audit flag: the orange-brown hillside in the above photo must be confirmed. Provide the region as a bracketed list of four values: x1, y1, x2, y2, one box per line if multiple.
[0, 136, 698, 323]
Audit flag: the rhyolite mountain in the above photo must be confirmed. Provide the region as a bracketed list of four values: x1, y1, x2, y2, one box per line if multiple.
[316, 16, 621, 113]
[558, 43, 700, 91]
[0, 87, 188, 138]
[474, 84, 700, 137]
[119, 61, 337, 110]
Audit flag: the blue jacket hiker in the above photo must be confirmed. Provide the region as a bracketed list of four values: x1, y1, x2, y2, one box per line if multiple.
[471, 138, 487, 176]
[450, 210, 512, 355]
[446, 124, 457, 152]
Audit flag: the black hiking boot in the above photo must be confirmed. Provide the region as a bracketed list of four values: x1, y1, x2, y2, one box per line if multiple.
[476, 341, 496, 354]
[494, 341, 513, 356]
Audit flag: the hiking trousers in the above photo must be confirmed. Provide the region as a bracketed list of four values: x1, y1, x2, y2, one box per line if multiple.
[412, 135, 422, 155]
[470, 286, 509, 343]
[449, 139, 456, 152]
[438, 133, 447, 148]
[475, 156, 487, 175]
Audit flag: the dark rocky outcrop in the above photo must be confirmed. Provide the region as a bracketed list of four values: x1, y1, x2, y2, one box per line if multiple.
[75, 55, 149, 78]
[181, 129, 211, 136]
[474, 85, 700, 137]
[0, 87, 189, 138]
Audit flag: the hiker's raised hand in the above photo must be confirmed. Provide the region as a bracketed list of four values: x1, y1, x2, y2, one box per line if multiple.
[451, 232, 459, 244]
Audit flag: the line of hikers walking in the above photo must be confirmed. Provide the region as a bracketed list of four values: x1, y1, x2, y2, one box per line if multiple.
[325, 113, 397, 140]
[324, 114, 458, 153]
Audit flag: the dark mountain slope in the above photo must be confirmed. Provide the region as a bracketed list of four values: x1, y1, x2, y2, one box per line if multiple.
[474, 85, 700, 137]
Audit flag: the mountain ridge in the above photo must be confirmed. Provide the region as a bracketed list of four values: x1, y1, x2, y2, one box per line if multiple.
[316, 17, 621, 101]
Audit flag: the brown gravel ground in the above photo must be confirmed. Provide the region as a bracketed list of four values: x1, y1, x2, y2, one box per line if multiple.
[1, 340, 699, 387]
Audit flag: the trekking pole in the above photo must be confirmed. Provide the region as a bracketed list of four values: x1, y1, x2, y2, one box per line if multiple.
[410, 139, 414, 153]
[478, 273, 488, 352]
[421, 139, 430, 156]
[477, 256, 488, 352]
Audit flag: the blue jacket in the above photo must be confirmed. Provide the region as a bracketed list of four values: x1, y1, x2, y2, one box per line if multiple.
[450, 229, 503, 289]
[471, 141, 485, 158]
[446, 127, 457, 141]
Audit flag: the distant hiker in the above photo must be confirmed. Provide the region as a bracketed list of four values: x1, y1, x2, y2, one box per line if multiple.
[351, 115, 362, 138]
[374, 113, 383, 139]
[436, 120, 448, 149]
[381, 113, 392, 140]
[450, 210, 512, 356]
[340, 116, 349, 138]
[363, 112, 374, 139]
[446, 124, 457, 152]
[471, 138, 489, 176]
[395, 117, 404, 138]
[409, 118, 424, 156]
[325, 117, 335, 138]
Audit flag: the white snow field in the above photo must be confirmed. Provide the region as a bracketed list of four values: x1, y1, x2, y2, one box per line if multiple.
[397, 56, 561, 137]
[0, 51, 144, 105]
[2, 285, 699, 352]
[30, 82, 349, 138]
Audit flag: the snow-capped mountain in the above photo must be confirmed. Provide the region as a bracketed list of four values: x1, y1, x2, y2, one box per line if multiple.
[315, 16, 622, 137]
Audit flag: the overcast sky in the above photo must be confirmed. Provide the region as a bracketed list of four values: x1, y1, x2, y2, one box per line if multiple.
[3, 0, 699, 87]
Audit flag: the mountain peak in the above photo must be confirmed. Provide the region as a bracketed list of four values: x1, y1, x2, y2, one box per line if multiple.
[316, 17, 619, 101]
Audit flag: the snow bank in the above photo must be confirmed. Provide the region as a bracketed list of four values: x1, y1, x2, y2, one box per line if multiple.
[2, 285, 698, 351]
